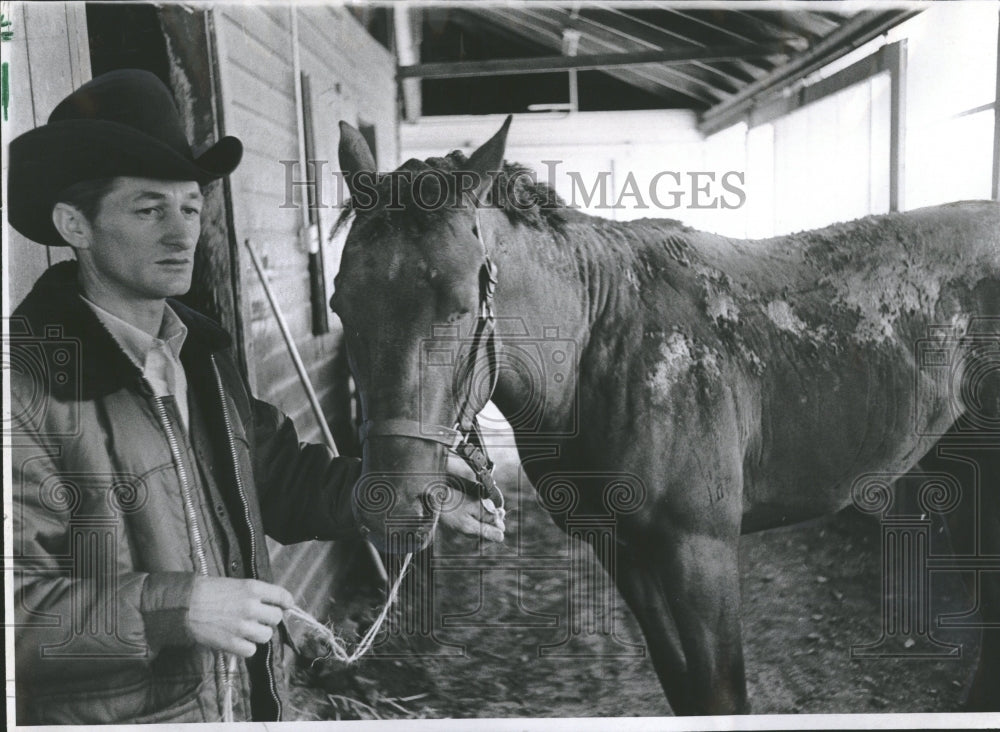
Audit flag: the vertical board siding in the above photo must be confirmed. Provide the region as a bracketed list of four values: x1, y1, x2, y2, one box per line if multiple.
[213, 5, 397, 611]
[6, 3, 91, 308]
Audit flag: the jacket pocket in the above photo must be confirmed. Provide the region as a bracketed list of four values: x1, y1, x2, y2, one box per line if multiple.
[21, 672, 206, 725]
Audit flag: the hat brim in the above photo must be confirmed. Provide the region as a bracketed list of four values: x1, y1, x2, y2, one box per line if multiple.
[8, 119, 243, 247]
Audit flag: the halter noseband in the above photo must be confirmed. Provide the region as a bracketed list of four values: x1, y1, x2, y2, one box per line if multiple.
[358, 206, 504, 511]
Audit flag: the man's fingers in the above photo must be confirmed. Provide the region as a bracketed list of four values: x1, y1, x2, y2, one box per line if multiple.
[242, 621, 274, 645]
[250, 580, 295, 609]
[249, 602, 284, 627]
[226, 637, 258, 658]
[481, 523, 505, 543]
[455, 511, 505, 543]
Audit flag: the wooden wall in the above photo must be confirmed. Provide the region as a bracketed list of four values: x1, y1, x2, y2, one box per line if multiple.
[211, 4, 398, 611]
[213, 4, 396, 434]
[4, 2, 90, 310]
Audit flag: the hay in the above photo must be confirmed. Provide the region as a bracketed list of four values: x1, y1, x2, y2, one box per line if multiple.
[284, 552, 415, 665]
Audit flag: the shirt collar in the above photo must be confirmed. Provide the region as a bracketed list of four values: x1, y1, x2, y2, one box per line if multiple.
[81, 296, 188, 370]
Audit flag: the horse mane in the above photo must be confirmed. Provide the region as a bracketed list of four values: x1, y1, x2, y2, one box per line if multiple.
[333, 151, 571, 236]
[332, 150, 697, 274]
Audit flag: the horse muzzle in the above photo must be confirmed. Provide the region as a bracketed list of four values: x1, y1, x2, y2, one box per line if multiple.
[351, 469, 444, 554]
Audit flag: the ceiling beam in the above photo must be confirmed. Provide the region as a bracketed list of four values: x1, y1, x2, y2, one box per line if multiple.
[699, 9, 920, 135]
[464, 6, 694, 102]
[480, 6, 712, 102]
[399, 43, 795, 80]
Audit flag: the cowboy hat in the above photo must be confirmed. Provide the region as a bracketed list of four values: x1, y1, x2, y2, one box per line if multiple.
[8, 69, 243, 247]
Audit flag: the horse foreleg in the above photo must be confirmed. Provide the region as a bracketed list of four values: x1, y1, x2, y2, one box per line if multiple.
[605, 546, 688, 714]
[659, 530, 749, 715]
[596, 533, 746, 715]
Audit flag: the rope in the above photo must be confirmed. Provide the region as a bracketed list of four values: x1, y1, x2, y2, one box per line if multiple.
[222, 653, 237, 723]
[283, 510, 438, 666]
[219, 553, 413, 722]
[284, 551, 414, 665]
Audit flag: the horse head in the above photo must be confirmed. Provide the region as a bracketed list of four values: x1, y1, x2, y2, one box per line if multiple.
[333, 117, 512, 553]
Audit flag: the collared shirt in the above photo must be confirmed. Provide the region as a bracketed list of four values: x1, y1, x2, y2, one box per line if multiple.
[82, 295, 190, 430]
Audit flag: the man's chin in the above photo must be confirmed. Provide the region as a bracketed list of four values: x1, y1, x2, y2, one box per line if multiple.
[162, 273, 194, 298]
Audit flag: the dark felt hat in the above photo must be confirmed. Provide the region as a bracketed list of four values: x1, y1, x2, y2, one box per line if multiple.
[8, 69, 243, 247]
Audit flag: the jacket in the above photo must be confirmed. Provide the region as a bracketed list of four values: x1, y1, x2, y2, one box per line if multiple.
[9, 261, 362, 724]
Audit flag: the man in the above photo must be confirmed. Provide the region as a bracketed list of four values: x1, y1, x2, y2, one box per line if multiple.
[6, 69, 503, 724]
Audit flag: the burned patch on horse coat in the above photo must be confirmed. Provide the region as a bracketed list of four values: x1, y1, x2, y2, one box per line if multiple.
[646, 331, 724, 408]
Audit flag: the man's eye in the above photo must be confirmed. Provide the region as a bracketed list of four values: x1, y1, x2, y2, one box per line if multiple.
[182, 207, 201, 217]
[136, 207, 161, 217]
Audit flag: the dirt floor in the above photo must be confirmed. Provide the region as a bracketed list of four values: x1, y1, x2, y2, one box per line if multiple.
[287, 470, 983, 720]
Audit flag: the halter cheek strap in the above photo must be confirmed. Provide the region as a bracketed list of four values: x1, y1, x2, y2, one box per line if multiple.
[358, 209, 505, 511]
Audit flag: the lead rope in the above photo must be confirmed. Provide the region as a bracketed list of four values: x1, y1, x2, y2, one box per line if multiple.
[222, 654, 237, 723]
[221, 537, 420, 722]
[281, 509, 440, 665]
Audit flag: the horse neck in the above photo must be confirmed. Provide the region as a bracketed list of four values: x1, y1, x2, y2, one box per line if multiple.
[485, 210, 640, 435]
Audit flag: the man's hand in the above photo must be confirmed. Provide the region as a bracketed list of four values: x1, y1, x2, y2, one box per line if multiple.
[433, 477, 506, 543]
[187, 577, 294, 657]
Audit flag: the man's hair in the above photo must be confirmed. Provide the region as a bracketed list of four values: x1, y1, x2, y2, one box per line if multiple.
[54, 178, 119, 221]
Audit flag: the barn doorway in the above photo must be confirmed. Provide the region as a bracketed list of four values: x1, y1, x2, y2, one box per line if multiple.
[83, 2, 247, 374]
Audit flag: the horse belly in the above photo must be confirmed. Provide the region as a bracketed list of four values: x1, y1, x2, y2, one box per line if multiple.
[742, 340, 955, 530]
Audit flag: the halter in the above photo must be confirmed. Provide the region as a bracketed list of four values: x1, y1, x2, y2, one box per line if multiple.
[358, 205, 505, 511]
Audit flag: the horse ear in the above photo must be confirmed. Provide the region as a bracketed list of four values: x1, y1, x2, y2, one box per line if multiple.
[338, 121, 377, 202]
[466, 115, 512, 202]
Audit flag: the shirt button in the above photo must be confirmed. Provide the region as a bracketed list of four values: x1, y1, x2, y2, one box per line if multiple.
[230, 559, 241, 574]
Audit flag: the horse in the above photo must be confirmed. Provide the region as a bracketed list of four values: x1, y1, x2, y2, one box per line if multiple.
[331, 117, 1000, 715]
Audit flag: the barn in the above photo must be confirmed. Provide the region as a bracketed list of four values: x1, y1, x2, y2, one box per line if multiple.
[3, 0, 1000, 724]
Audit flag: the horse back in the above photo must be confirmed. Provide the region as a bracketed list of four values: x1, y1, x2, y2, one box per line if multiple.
[628, 201, 1000, 529]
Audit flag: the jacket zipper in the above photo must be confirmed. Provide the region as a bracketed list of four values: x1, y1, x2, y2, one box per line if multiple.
[210, 355, 281, 720]
[149, 390, 230, 719]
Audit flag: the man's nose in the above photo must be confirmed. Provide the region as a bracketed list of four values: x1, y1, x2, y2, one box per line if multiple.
[162, 207, 199, 248]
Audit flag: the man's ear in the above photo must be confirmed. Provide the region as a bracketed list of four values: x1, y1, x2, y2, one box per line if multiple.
[51, 203, 93, 249]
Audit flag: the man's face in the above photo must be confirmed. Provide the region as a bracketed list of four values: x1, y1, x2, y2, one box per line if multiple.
[81, 177, 203, 303]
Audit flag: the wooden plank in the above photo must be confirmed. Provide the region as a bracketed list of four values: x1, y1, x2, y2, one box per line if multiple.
[888, 40, 907, 212]
[220, 6, 289, 60]
[993, 8, 1000, 201]
[225, 43, 294, 101]
[400, 44, 789, 80]
[579, 7, 760, 87]
[22, 3, 77, 125]
[748, 43, 891, 129]
[396, 3, 421, 121]
[463, 6, 718, 104]
[231, 94, 297, 138]
[306, 4, 394, 71]
[48, 3, 89, 266]
[214, 2, 395, 413]
[268, 541, 340, 617]
[700, 9, 918, 135]
[64, 3, 91, 88]
[5, 2, 50, 308]
[524, 5, 759, 97]
[8, 3, 93, 302]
